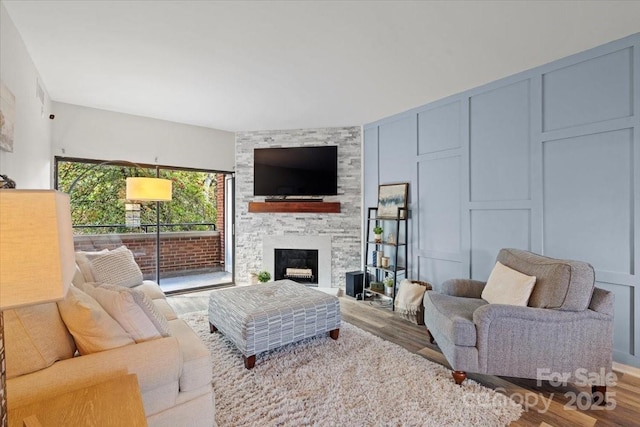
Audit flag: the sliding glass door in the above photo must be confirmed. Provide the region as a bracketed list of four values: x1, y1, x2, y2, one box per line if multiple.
[55, 157, 233, 292]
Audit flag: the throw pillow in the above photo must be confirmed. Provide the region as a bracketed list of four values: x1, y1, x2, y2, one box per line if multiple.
[4, 303, 76, 379]
[75, 249, 109, 282]
[98, 284, 171, 338]
[90, 246, 144, 288]
[57, 286, 134, 355]
[482, 261, 537, 306]
[87, 284, 170, 342]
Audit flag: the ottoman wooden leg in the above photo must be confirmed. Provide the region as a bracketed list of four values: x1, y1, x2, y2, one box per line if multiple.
[329, 328, 339, 340]
[209, 322, 218, 333]
[244, 355, 256, 369]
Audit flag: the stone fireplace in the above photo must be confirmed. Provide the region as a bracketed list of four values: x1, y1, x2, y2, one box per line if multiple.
[263, 235, 332, 287]
[235, 126, 361, 288]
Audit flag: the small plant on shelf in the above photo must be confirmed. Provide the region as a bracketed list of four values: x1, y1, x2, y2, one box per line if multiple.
[257, 271, 271, 283]
[384, 274, 394, 296]
[373, 226, 383, 243]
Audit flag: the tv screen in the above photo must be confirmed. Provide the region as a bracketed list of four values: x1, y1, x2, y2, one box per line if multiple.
[254, 146, 338, 196]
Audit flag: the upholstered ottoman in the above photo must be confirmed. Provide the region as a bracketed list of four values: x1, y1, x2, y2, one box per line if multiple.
[208, 279, 341, 369]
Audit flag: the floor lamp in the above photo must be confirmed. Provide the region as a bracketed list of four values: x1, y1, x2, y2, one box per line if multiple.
[66, 162, 172, 283]
[0, 190, 77, 427]
[125, 175, 172, 282]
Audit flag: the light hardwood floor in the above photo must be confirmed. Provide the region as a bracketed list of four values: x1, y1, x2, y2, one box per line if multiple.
[167, 291, 640, 427]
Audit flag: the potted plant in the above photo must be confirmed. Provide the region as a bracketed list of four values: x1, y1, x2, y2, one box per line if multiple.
[257, 271, 271, 283]
[384, 275, 394, 297]
[373, 225, 383, 243]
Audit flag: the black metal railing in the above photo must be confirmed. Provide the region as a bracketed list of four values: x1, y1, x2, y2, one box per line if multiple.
[72, 222, 216, 234]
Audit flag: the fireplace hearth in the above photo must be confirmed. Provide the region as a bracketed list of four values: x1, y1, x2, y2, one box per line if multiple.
[275, 248, 319, 285]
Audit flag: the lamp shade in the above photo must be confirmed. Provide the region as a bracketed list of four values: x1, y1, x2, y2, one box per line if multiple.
[0, 190, 76, 310]
[126, 177, 172, 201]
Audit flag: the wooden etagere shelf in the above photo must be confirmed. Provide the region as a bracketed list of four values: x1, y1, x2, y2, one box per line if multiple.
[248, 201, 341, 213]
[362, 206, 409, 310]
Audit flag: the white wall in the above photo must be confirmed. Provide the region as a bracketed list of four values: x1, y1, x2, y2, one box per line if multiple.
[52, 102, 235, 171]
[0, 3, 53, 188]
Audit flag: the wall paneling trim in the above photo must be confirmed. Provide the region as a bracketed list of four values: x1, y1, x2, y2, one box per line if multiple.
[363, 33, 640, 367]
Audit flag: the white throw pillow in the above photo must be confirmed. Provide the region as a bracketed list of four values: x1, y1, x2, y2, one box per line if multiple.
[57, 286, 135, 355]
[98, 283, 170, 337]
[481, 261, 537, 306]
[75, 249, 109, 282]
[86, 285, 165, 343]
[4, 303, 76, 379]
[90, 246, 144, 288]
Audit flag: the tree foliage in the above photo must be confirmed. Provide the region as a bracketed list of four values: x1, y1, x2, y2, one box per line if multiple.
[57, 161, 218, 234]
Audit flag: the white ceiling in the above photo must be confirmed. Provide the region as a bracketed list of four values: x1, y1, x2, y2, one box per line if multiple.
[3, 1, 640, 132]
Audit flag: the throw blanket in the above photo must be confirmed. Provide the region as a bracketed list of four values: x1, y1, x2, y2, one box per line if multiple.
[394, 279, 427, 315]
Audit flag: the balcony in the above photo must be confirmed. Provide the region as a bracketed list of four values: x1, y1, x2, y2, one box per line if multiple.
[73, 226, 230, 293]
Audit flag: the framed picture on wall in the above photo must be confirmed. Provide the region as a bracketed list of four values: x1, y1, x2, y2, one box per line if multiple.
[377, 183, 409, 219]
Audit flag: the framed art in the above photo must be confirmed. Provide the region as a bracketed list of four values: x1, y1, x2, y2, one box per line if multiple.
[377, 183, 408, 219]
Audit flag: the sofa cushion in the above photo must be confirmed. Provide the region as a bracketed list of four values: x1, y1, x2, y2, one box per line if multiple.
[90, 246, 144, 288]
[423, 292, 486, 346]
[482, 261, 536, 306]
[497, 248, 595, 311]
[85, 284, 165, 342]
[168, 319, 213, 392]
[57, 286, 135, 355]
[4, 303, 76, 379]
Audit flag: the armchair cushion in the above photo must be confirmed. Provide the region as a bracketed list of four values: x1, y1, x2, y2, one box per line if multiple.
[497, 248, 595, 311]
[423, 292, 487, 346]
[439, 279, 486, 298]
[481, 261, 536, 306]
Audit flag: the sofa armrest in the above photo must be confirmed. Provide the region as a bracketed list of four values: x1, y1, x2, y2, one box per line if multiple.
[8, 336, 182, 410]
[472, 304, 613, 381]
[440, 279, 486, 298]
[473, 303, 612, 327]
[589, 287, 614, 316]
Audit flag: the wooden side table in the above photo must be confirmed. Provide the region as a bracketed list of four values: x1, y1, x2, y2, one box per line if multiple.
[9, 373, 147, 427]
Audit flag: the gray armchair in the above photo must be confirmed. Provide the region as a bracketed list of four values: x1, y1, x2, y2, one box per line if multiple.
[423, 248, 614, 400]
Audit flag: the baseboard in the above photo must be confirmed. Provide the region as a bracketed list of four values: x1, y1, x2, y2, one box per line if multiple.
[613, 361, 640, 378]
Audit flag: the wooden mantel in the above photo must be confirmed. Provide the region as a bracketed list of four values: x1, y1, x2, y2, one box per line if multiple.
[248, 201, 341, 213]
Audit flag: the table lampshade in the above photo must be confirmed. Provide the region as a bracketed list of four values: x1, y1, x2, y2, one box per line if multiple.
[0, 190, 76, 309]
[0, 189, 76, 427]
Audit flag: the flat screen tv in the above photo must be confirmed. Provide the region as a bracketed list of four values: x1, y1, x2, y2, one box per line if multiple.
[254, 146, 338, 197]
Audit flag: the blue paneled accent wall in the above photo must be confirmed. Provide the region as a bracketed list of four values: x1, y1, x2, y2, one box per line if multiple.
[363, 33, 640, 367]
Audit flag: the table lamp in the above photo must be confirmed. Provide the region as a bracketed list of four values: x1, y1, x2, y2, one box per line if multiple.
[0, 190, 76, 427]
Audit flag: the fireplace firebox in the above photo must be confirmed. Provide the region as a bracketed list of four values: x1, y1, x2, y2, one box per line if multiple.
[274, 248, 319, 285]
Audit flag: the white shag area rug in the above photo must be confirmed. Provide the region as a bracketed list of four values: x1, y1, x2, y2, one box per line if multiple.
[183, 311, 522, 427]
